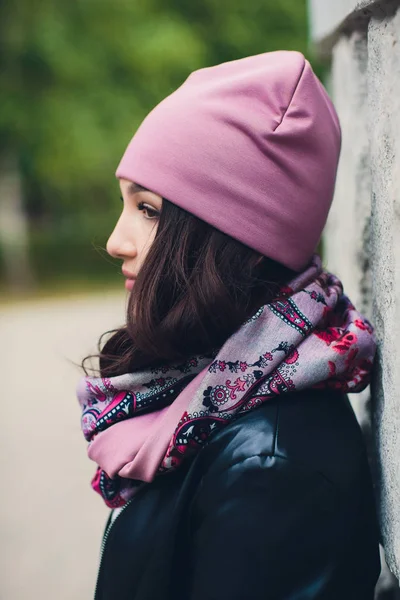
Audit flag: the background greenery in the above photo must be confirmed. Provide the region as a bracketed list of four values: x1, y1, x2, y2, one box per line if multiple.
[0, 0, 317, 297]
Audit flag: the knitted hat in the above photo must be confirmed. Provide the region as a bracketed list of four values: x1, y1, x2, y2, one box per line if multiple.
[116, 50, 341, 272]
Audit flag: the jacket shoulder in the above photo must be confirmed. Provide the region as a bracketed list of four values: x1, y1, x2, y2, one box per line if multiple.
[196, 388, 368, 488]
[186, 389, 380, 600]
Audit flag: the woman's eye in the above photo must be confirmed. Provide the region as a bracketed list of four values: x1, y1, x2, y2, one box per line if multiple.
[138, 201, 159, 220]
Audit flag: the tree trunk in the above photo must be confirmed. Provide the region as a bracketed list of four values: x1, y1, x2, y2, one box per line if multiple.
[0, 153, 34, 293]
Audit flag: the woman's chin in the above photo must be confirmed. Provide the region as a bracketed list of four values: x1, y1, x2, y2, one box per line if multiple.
[125, 279, 136, 291]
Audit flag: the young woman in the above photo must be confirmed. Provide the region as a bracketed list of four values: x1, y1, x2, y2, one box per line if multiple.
[78, 50, 381, 599]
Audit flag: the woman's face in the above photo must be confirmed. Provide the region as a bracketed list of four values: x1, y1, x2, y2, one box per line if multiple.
[106, 178, 163, 290]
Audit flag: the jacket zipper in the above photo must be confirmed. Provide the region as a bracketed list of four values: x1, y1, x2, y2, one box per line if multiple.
[93, 499, 133, 599]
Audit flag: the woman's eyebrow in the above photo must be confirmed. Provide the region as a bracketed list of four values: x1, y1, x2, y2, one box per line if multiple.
[127, 182, 150, 195]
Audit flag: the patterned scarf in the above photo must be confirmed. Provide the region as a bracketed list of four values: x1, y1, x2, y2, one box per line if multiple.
[77, 255, 376, 507]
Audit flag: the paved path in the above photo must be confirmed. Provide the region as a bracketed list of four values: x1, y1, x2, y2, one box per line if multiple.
[1, 292, 126, 600]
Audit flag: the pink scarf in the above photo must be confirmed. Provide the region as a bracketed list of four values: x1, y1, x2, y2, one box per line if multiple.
[77, 255, 376, 507]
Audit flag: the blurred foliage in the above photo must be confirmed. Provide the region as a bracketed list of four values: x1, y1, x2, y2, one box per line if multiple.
[0, 0, 313, 290]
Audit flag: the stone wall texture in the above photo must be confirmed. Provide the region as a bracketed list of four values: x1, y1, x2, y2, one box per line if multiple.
[368, 8, 400, 577]
[308, 0, 400, 592]
[308, 0, 368, 42]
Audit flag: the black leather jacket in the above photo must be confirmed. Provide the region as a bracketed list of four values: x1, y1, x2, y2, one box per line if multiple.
[94, 389, 381, 599]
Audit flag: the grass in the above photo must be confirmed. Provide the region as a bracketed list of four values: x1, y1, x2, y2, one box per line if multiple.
[0, 276, 124, 307]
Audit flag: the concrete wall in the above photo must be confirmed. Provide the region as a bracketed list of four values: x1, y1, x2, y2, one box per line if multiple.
[308, 0, 400, 591]
[368, 8, 400, 577]
[308, 0, 370, 42]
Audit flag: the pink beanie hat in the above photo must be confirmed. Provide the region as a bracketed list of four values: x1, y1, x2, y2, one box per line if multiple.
[116, 50, 341, 271]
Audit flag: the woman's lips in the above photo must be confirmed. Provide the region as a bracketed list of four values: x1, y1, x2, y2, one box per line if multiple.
[125, 278, 136, 291]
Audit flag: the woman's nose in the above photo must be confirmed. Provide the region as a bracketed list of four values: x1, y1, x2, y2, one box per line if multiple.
[106, 219, 136, 259]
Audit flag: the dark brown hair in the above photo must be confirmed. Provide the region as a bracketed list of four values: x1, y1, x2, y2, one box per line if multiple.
[85, 198, 297, 377]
